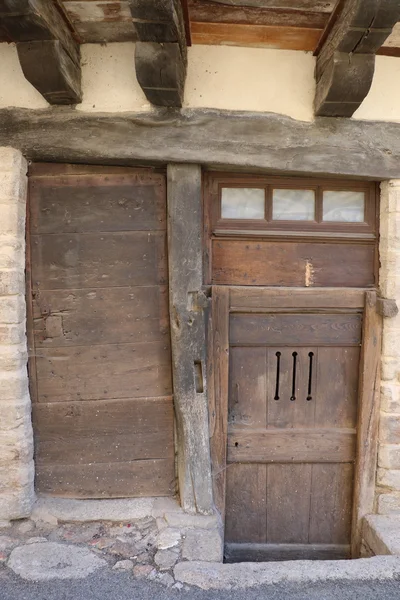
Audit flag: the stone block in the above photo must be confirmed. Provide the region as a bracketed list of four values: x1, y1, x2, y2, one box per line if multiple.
[0, 370, 29, 402]
[154, 548, 179, 570]
[0, 148, 26, 174]
[181, 529, 223, 562]
[0, 238, 24, 270]
[383, 330, 400, 360]
[363, 514, 400, 555]
[379, 413, 400, 444]
[377, 492, 400, 514]
[0, 461, 34, 493]
[165, 511, 219, 530]
[0, 324, 25, 345]
[0, 344, 28, 371]
[381, 357, 400, 382]
[0, 428, 33, 467]
[379, 444, 400, 470]
[0, 477, 35, 521]
[156, 528, 181, 550]
[377, 468, 400, 490]
[381, 383, 400, 414]
[0, 202, 26, 236]
[0, 171, 26, 202]
[0, 271, 25, 296]
[0, 296, 25, 324]
[152, 497, 182, 518]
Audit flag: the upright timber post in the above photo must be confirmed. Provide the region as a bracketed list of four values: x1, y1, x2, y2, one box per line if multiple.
[167, 164, 214, 515]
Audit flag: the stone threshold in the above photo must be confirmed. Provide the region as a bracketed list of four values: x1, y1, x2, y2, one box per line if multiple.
[362, 514, 400, 556]
[173, 556, 400, 589]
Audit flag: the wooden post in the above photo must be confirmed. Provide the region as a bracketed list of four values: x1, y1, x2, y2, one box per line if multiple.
[351, 291, 383, 557]
[167, 163, 214, 514]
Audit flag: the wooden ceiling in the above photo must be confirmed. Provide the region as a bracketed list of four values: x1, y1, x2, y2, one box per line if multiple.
[40, 0, 400, 56]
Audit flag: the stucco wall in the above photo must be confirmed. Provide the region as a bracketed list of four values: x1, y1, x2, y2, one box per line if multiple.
[1, 42, 400, 123]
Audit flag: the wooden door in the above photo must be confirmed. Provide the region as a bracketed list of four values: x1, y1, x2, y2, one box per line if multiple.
[27, 164, 175, 498]
[209, 287, 381, 562]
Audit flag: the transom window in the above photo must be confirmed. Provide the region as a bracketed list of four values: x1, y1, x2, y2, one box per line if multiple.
[207, 174, 377, 236]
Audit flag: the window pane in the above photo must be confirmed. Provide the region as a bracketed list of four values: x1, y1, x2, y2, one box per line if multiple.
[272, 189, 315, 221]
[221, 188, 265, 219]
[323, 191, 365, 222]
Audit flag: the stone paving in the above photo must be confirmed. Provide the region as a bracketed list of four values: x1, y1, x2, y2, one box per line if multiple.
[0, 500, 220, 587]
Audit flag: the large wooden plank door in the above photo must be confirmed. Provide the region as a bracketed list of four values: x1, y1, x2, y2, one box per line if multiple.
[209, 287, 380, 561]
[27, 164, 175, 498]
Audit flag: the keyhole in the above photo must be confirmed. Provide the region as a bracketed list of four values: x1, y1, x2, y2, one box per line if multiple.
[307, 352, 314, 401]
[290, 352, 297, 401]
[274, 352, 281, 400]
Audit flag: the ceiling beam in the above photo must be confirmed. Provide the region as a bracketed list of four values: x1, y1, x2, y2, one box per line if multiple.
[130, 0, 188, 107]
[315, 0, 400, 117]
[0, 0, 81, 105]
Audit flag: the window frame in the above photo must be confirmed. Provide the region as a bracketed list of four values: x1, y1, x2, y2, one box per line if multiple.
[207, 174, 378, 236]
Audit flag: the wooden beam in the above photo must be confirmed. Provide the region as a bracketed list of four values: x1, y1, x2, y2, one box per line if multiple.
[3, 107, 400, 180]
[130, 0, 188, 107]
[208, 0, 336, 11]
[0, 0, 81, 104]
[167, 163, 214, 514]
[315, 0, 400, 117]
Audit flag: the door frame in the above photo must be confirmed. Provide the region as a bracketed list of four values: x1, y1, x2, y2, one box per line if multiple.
[208, 286, 382, 558]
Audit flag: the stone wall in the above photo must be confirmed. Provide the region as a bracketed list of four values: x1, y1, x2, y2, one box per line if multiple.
[0, 147, 34, 522]
[377, 180, 400, 513]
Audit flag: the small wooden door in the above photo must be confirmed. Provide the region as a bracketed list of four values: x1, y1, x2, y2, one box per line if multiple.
[209, 287, 381, 562]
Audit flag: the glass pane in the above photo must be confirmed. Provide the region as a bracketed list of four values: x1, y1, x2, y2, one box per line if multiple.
[221, 188, 265, 220]
[272, 189, 315, 221]
[323, 191, 365, 222]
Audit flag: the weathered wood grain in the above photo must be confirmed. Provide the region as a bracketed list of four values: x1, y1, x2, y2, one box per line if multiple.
[3, 108, 400, 179]
[351, 291, 382, 557]
[224, 543, 350, 562]
[229, 287, 366, 310]
[212, 239, 376, 288]
[227, 429, 357, 463]
[0, 0, 82, 103]
[208, 0, 336, 11]
[35, 458, 176, 497]
[315, 0, 400, 116]
[191, 22, 322, 50]
[230, 313, 362, 346]
[167, 164, 213, 514]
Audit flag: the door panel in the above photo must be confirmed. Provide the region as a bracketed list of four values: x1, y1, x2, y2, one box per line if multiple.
[211, 287, 369, 562]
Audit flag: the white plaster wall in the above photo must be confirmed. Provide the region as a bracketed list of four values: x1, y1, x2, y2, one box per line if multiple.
[1, 41, 400, 123]
[184, 46, 316, 122]
[76, 43, 151, 112]
[0, 44, 48, 109]
[354, 56, 400, 123]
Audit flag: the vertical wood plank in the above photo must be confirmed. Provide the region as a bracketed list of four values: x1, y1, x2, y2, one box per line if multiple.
[351, 291, 382, 557]
[167, 163, 214, 514]
[209, 285, 230, 519]
[225, 464, 267, 544]
[229, 347, 267, 428]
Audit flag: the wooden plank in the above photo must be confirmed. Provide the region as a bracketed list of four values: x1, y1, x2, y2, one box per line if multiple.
[188, 1, 329, 28]
[35, 341, 172, 402]
[229, 287, 366, 311]
[29, 172, 166, 233]
[62, 1, 136, 43]
[227, 428, 356, 463]
[314, 347, 359, 429]
[266, 464, 312, 543]
[224, 543, 351, 562]
[33, 397, 174, 463]
[315, 0, 400, 117]
[209, 286, 230, 518]
[228, 347, 267, 428]
[31, 231, 167, 290]
[191, 22, 322, 51]
[208, 0, 336, 10]
[167, 164, 213, 514]
[230, 314, 362, 346]
[309, 463, 354, 544]
[4, 108, 400, 181]
[225, 463, 267, 544]
[212, 239, 376, 288]
[35, 458, 176, 497]
[351, 291, 382, 557]
[32, 286, 169, 347]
